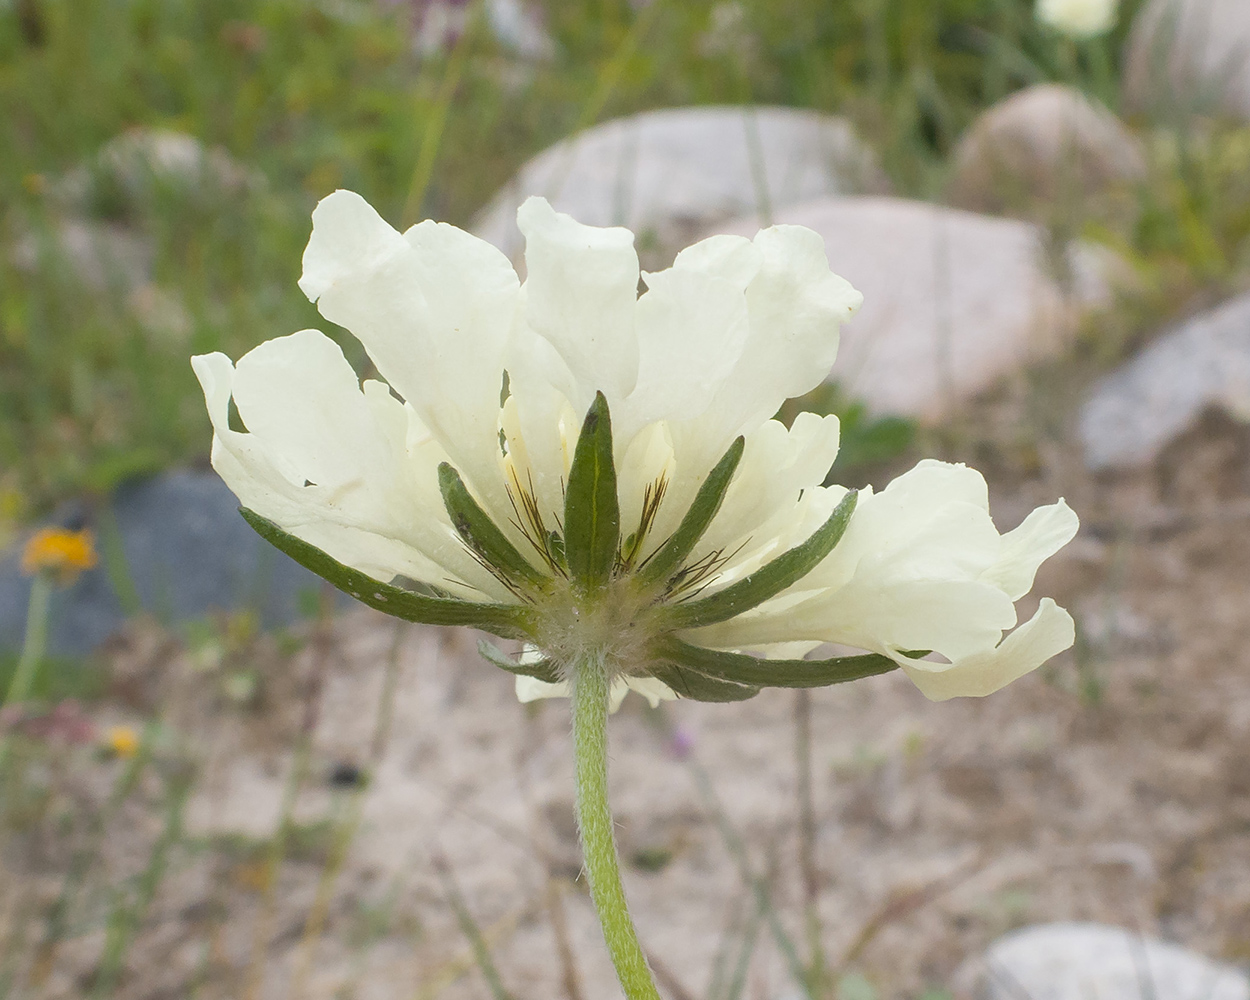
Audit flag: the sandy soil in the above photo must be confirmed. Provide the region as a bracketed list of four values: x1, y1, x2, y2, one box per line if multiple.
[2, 408, 1249, 1000]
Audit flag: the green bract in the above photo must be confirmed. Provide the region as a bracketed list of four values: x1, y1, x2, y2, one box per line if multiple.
[242, 392, 897, 700]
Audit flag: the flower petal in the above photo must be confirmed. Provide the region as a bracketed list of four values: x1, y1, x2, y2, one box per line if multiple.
[624, 266, 751, 429]
[513, 674, 675, 711]
[682, 459, 1040, 663]
[192, 334, 511, 601]
[516, 196, 640, 409]
[299, 190, 519, 507]
[982, 500, 1080, 600]
[691, 224, 863, 437]
[694, 412, 843, 576]
[622, 675, 678, 708]
[900, 599, 1075, 700]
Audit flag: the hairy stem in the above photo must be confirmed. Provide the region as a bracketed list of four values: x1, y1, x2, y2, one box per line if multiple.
[571, 654, 661, 1000]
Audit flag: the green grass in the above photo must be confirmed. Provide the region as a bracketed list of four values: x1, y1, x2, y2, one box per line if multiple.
[0, 0, 1180, 520]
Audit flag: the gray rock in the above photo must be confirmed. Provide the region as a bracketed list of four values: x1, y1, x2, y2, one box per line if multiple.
[10, 130, 257, 339]
[413, 0, 554, 59]
[1124, 0, 1250, 121]
[1080, 292, 1250, 469]
[11, 218, 153, 293]
[0, 471, 327, 658]
[946, 84, 1145, 224]
[710, 196, 1118, 420]
[10, 220, 191, 344]
[472, 105, 887, 263]
[957, 922, 1249, 1000]
[53, 128, 260, 215]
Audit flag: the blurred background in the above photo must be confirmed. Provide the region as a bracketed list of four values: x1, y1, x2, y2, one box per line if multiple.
[2, 0, 1250, 997]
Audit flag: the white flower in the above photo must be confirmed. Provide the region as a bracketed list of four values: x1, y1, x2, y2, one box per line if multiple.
[684, 460, 1078, 700]
[192, 190, 1077, 705]
[1036, 0, 1118, 39]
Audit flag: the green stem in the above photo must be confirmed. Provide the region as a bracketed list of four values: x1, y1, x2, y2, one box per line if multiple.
[0, 572, 53, 777]
[571, 653, 661, 1000]
[5, 572, 52, 708]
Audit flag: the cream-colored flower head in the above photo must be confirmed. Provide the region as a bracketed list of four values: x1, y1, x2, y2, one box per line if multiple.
[1036, 0, 1118, 38]
[193, 191, 1078, 705]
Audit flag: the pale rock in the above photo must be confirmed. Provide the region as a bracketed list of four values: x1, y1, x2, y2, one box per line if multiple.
[1080, 291, 1250, 469]
[12, 218, 153, 291]
[14, 130, 253, 338]
[472, 105, 887, 262]
[947, 84, 1145, 223]
[413, 0, 554, 60]
[54, 128, 260, 215]
[1124, 0, 1250, 120]
[710, 196, 1115, 420]
[11, 220, 195, 343]
[956, 922, 1249, 1000]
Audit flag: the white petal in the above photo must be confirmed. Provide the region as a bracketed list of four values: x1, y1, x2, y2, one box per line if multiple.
[298, 190, 403, 303]
[191, 337, 511, 601]
[703, 224, 863, 435]
[497, 381, 581, 541]
[682, 457, 1052, 664]
[672, 233, 763, 288]
[694, 412, 842, 571]
[865, 458, 989, 512]
[622, 675, 678, 708]
[691, 574, 1016, 664]
[229, 329, 392, 487]
[516, 196, 640, 408]
[513, 674, 675, 712]
[624, 266, 751, 429]
[515, 675, 569, 703]
[900, 599, 1075, 700]
[805, 462, 1001, 591]
[616, 420, 676, 552]
[299, 190, 519, 510]
[983, 500, 1080, 600]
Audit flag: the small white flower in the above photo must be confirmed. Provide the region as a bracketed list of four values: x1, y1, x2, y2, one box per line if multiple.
[193, 191, 1077, 705]
[1036, 0, 1118, 39]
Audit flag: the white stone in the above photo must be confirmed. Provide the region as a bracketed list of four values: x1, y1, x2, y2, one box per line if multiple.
[946, 84, 1145, 220]
[1080, 291, 1250, 469]
[710, 196, 1113, 420]
[11, 218, 152, 291]
[414, 0, 554, 59]
[471, 105, 886, 261]
[54, 129, 260, 212]
[957, 923, 1249, 1000]
[1124, 0, 1250, 121]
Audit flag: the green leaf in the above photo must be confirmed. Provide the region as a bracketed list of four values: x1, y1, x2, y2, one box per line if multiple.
[438, 462, 547, 588]
[646, 661, 760, 703]
[563, 391, 620, 592]
[477, 639, 562, 684]
[666, 490, 859, 629]
[636, 436, 745, 588]
[654, 636, 898, 689]
[240, 509, 532, 639]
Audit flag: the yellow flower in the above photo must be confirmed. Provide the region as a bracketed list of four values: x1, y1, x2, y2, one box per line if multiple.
[105, 725, 140, 759]
[21, 528, 98, 584]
